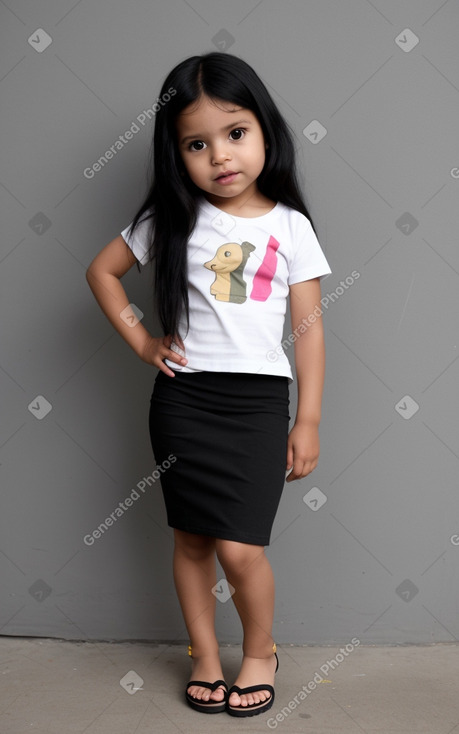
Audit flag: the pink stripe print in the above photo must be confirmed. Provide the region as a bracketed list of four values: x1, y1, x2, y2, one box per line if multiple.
[250, 235, 280, 301]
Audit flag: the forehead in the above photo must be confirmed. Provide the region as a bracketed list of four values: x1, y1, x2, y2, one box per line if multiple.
[176, 96, 257, 134]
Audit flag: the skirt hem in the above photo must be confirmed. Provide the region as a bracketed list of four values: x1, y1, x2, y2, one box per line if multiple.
[168, 521, 270, 547]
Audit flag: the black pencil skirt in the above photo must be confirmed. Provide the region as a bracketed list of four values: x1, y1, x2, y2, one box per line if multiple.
[148, 370, 290, 546]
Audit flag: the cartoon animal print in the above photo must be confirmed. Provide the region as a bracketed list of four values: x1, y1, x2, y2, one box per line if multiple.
[204, 241, 255, 303]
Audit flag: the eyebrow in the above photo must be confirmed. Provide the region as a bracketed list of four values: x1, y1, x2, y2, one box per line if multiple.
[180, 119, 252, 145]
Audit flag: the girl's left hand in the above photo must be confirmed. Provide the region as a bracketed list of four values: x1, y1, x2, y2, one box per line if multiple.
[286, 422, 320, 482]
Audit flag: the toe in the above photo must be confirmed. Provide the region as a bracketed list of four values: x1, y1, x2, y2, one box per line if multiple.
[229, 688, 273, 708]
[200, 687, 211, 701]
[189, 683, 226, 703]
[241, 689, 270, 707]
[258, 689, 269, 702]
[210, 686, 225, 702]
[229, 691, 241, 707]
[188, 685, 208, 701]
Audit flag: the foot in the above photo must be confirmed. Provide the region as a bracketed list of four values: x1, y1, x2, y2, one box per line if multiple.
[228, 653, 278, 708]
[187, 653, 226, 703]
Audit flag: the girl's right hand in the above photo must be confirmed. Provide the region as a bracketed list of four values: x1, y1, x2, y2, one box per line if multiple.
[140, 334, 187, 377]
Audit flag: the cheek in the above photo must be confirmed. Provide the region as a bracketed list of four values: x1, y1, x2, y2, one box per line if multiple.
[251, 146, 267, 170]
[186, 155, 206, 172]
[183, 157, 204, 180]
[250, 138, 267, 164]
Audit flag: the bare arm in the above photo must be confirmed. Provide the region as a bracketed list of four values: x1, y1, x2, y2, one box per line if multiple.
[286, 277, 326, 481]
[85, 235, 187, 377]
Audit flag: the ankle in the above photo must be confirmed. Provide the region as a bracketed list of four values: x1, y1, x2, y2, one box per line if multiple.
[242, 641, 277, 660]
[188, 644, 220, 660]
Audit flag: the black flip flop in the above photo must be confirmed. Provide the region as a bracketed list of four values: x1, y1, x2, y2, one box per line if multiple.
[185, 679, 228, 714]
[226, 651, 279, 718]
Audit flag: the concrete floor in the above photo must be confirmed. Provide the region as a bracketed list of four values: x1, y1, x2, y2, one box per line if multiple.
[1, 638, 458, 733]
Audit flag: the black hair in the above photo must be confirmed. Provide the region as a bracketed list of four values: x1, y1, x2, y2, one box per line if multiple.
[126, 51, 316, 342]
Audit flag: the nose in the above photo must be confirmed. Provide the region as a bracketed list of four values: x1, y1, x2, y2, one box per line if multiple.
[211, 142, 231, 165]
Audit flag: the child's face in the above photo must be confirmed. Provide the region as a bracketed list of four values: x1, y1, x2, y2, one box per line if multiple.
[176, 95, 267, 206]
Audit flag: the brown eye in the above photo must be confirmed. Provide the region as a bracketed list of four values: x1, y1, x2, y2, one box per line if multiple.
[230, 128, 245, 140]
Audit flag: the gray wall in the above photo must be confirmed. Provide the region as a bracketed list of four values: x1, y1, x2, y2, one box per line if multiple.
[1, 0, 458, 645]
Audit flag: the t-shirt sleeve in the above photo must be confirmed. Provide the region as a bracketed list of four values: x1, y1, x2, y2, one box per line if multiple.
[287, 213, 331, 285]
[120, 214, 154, 266]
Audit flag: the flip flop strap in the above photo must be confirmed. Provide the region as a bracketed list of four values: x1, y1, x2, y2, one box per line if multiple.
[228, 683, 274, 696]
[187, 679, 228, 692]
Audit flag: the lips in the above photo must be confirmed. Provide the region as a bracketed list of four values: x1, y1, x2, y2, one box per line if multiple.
[215, 171, 237, 180]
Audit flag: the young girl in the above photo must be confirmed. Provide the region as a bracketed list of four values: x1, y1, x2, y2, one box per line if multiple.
[86, 51, 331, 718]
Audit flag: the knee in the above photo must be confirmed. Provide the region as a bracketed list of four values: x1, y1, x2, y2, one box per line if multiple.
[215, 540, 264, 579]
[174, 530, 215, 562]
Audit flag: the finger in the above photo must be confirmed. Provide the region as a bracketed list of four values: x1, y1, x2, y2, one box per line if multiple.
[161, 337, 187, 365]
[161, 349, 187, 364]
[297, 458, 318, 479]
[171, 352, 188, 364]
[305, 458, 318, 475]
[151, 347, 178, 376]
[286, 459, 304, 482]
[156, 362, 177, 378]
[286, 442, 293, 470]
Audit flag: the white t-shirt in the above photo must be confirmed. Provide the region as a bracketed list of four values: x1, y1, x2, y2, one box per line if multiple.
[121, 197, 331, 383]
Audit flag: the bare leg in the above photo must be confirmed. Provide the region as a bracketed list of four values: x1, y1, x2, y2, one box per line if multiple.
[172, 529, 225, 702]
[216, 540, 278, 708]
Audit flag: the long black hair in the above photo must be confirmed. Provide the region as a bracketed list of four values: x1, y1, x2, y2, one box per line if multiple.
[126, 51, 316, 343]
